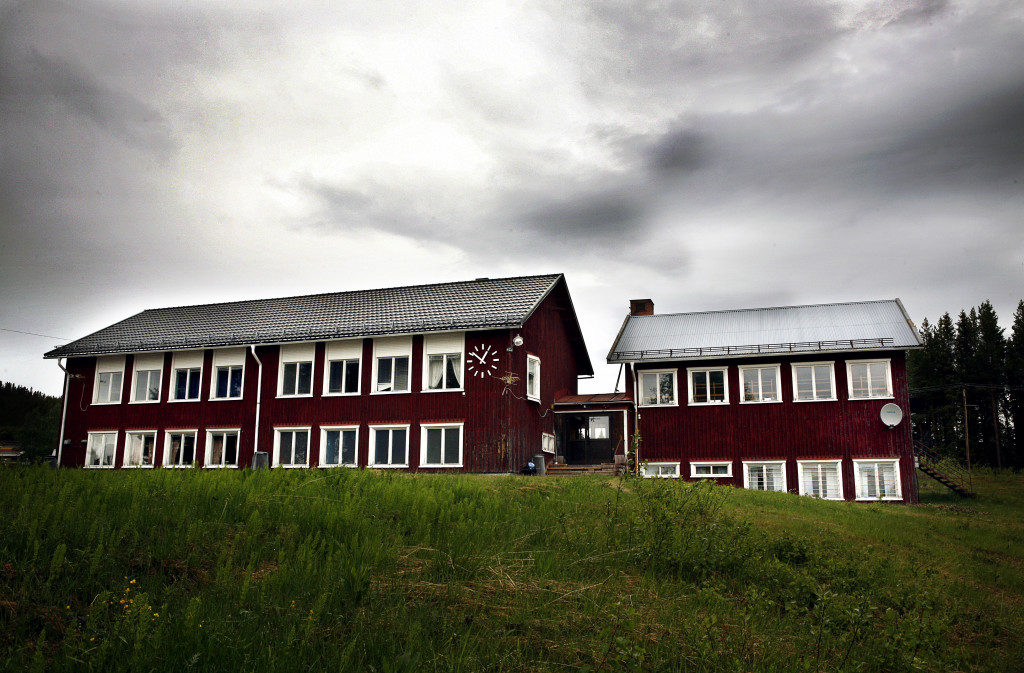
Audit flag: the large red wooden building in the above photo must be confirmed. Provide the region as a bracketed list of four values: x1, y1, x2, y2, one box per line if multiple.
[45, 275, 923, 501]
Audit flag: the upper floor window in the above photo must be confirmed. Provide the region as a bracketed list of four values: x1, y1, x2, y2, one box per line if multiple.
[206, 430, 239, 468]
[639, 370, 676, 406]
[131, 353, 163, 403]
[526, 355, 541, 401]
[424, 332, 464, 392]
[847, 360, 892, 399]
[740, 365, 780, 403]
[93, 356, 125, 405]
[797, 460, 843, 500]
[321, 426, 358, 467]
[278, 343, 314, 397]
[165, 431, 197, 468]
[325, 340, 361, 396]
[853, 459, 901, 500]
[212, 348, 245, 400]
[274, 428, 310, 468]
[688, 367, 728, 405]
[85, 432, 117, 468]
[421, 423, 463, 468]
[171, 351, 203, 401]
[373, 337, 411, 393]
[124, 431, 156, 468]
[792, 363, 835, 402]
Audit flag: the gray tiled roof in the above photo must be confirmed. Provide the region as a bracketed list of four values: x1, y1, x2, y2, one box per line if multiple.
[45, 274, 567, 359]
[608, 299, 922, 363]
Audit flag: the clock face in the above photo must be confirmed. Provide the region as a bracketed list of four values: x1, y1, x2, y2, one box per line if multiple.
[466, 343, 500, 379]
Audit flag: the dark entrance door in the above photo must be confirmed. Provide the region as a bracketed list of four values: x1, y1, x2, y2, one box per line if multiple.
[562, 414, 616, 464]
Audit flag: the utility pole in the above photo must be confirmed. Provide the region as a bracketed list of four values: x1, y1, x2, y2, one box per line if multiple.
[990, 390, 1002, 471]
[962, 387, 972, 474]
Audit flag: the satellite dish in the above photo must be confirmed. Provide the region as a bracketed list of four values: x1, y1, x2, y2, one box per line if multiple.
[880, 403, 903, 427]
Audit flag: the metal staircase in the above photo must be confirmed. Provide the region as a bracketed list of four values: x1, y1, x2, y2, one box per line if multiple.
[914, 441, 975, 498]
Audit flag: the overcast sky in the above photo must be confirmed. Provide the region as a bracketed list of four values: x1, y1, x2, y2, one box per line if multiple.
[2, 0, 1022, 397]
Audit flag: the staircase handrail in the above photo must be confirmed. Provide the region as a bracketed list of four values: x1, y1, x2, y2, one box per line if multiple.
[913, 440, 973, 494]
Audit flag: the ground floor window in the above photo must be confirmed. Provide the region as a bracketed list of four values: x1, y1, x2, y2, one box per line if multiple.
[369, 426, 409, 468]
[206, 430, 239, 468]
[165, 431, 197, 467]
[85, 432, 117, 468]
[321, 426, 358, 467]
[797, 460, 843, 500]
[124, 432, 156, 468]
[641, 462, 680, 478]
[853, 459, 901, 500]
[275, 428, 310, 468]
[690, 461, 732, 478]
[542, 433, 555, 454]
[420, 423, 463, 467]
[743, 461, 786, 492]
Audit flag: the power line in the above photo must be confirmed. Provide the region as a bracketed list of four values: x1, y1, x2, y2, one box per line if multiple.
[1, 328, 69, 340]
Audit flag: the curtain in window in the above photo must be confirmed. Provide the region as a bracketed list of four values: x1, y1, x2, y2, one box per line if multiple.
[428, 355, 444, 389]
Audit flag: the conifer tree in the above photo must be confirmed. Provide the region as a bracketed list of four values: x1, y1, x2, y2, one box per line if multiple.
[975, 301, 1007, 469]
[1007, 301, 1024, 469]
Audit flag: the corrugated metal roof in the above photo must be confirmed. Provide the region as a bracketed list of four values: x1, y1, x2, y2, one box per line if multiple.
[45, 274, 575, 359]
[607, 299, 922, 363]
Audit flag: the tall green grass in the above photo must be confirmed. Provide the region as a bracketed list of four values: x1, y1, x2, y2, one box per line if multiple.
[1, 466, 1020, 672]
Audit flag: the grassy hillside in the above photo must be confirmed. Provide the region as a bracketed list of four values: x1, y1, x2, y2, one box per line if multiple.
[1, 466, 1021, 672]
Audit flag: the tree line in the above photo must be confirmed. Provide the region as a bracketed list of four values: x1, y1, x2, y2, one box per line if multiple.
[0, 381, 61, 462]
[908, 300, 1024, 470]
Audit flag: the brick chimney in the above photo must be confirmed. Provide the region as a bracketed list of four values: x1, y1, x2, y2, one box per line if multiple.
[629, 299, 654, 316]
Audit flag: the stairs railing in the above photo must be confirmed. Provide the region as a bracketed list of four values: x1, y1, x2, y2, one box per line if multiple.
[913, 441, 975, 497]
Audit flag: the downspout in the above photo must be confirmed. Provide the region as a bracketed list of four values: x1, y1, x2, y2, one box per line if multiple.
[55, 358, 72, 469]
[249, 345, 264, 466]
[629, 362, 640, 472]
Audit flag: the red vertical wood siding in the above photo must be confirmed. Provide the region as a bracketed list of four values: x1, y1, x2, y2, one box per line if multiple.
[631, 351, 917, 502]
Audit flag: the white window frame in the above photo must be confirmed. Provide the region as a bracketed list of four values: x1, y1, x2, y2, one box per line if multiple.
[205, 429, 240, 468]
[638, 369, 677, 407]
[123, 431, 157, 468]
[739, 364, 782, 404]
[846, 359, 893, 400]
[423, 332, 465, 393]
[323, 340, 362, 396]
[368, 424, 410, 468]
[791, 362, 837, 402]
[541, 433, 555, 455]
[273, 427, 311, 468]
[277, 343, 315, 398]
[211, 348, 246, 400]
[526, 354, 541, 402]
[85, 431, 117, 468]
[372, 337, 412, 394]
[742, 460, 787, 492]
[687, 367, 729, 405]
[797, 460, 844, 500]
[170, 351, 204, 402]
[92, 356, 125, 405]
[420, 423, 464, 468]
[852, 459, 902, 501]
[641, 462, 680, 478]
[130, 353, 164, 404]
[319, 425, 359, 468]
[690, 461, 733, 478]
[164, 430, 198, 468]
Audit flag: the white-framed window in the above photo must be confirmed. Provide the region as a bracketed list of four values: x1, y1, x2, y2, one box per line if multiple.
[739, 365, 781, 403]
[639, 369, 676, 406]
[526, 355, 541, 401]
[320, 426, 358, 467]
[792, 362, 836, 402]
[797, 460, 843, 500]
[369, 425, 409, 468]
[211, 348, 245, 400]
[171, 351, 203, 402]
[641, 462, 680, 478]
[743, 461, 787, 492]
[691, 461, 732, 478]
[164, 431, 197, 468]
[205, 429, 240, 468]
[853, 459, 902, 500]
[93, 356, 125, 405]
[420, 423, 463, 468]
[424, 332, 464, 392]
[274, 427, 310, 468]
[847, 359, 893, 400]
[373, 337, 411, 393]
[542, 433, 555, 454]
[131, 353, 164, 403]
[85, 432, 117, 468]
[123, 431, 156, 468]
[688, 367, 728, 405]
[278, 343, 314, 397]
[324, 340, 361, 396]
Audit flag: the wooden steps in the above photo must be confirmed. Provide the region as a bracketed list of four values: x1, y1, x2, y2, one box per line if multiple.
[545, 463, 621, 477]
[914, 441, 975, 498]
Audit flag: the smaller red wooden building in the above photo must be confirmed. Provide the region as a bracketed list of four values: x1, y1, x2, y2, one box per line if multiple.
[606, 298, 923, 502]
[45, 275, 593, 473]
